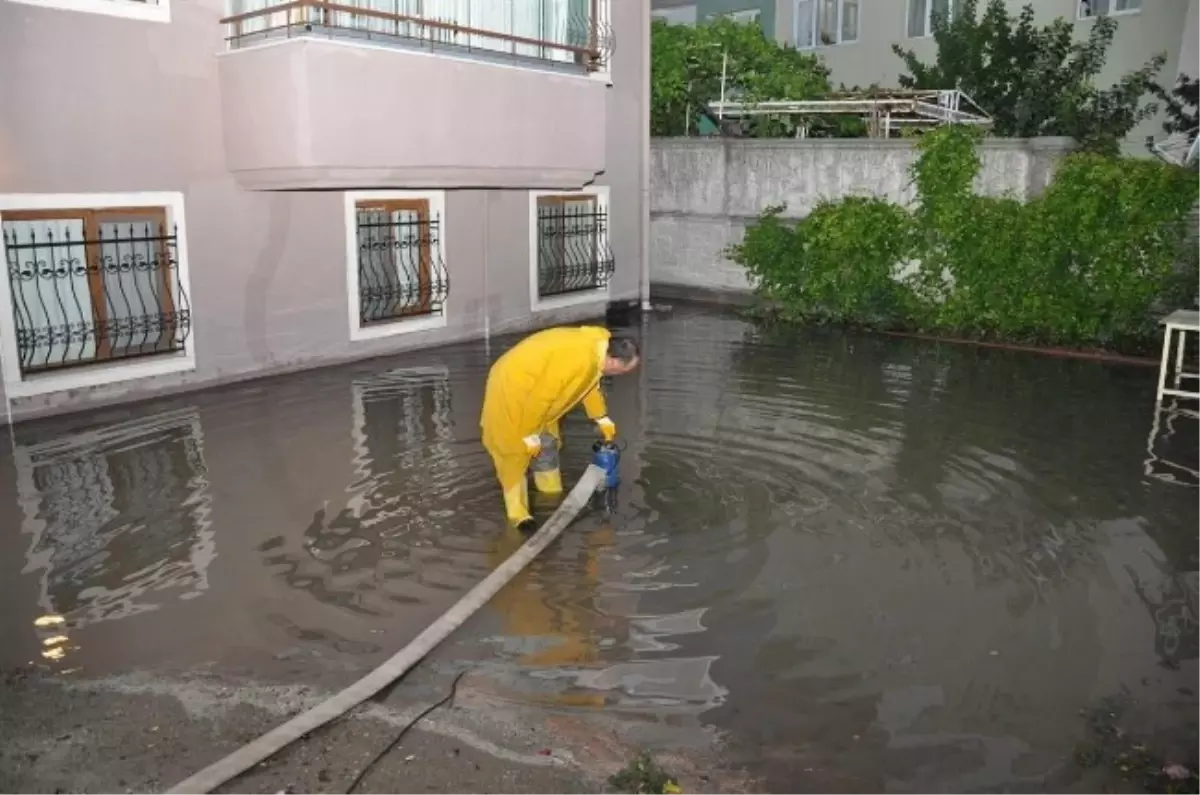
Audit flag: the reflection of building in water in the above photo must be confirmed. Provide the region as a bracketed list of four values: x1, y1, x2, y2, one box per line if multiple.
[260, 366, 476, 615]
[13, 409, 214, 662]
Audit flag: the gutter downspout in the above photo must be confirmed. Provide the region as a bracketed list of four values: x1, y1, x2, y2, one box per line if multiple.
[639, 0, 652, 311]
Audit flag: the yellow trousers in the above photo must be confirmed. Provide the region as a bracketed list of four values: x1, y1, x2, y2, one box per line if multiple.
[488, 422, 563, 525]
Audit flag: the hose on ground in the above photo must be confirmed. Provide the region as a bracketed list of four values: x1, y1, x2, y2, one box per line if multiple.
[166, 464, 606, 794]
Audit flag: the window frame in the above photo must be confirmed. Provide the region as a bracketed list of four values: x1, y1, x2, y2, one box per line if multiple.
[906, 0, 957, 39]
[723, 7, 761, 24]
[794, 0, 858, 49]
[1076, 0, 1141, 20]
[0, 192, 195, 399]
[344, 190, 449, 342]
[4, 0, 170, 22]
[528, 186, 612, 312]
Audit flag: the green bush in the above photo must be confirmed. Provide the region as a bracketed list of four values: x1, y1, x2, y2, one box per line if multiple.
[728, 125, 1199, 352]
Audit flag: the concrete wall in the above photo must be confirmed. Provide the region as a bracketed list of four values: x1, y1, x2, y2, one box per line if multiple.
[772, 0, 1199, 154]
[218, 39, 610, 190]
[649, 136, 1073, 297]
[0, 0, 648, 422]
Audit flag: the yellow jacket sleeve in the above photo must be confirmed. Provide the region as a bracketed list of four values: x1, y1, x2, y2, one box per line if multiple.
[580, 383, 608, 420]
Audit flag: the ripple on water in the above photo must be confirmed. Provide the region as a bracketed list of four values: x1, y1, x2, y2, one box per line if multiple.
[1, 308, 1195, 792]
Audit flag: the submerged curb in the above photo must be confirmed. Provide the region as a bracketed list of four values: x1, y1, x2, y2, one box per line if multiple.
[882, 331, 1161, 367]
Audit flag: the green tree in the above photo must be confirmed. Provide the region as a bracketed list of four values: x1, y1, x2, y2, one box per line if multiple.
[893, 0, 1164, 153]
[650, 17, 830, 137]
[1152, 74, 1199, 143]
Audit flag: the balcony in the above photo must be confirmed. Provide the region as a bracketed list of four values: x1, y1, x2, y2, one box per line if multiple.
[217, 0, 613, 190]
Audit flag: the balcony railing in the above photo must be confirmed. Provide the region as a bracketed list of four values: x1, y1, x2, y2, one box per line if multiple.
[222, 0, 614, 72]
[3, 211, 192, 376]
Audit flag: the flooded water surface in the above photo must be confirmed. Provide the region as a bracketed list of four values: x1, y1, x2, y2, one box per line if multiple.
[0, 307, 1195, 792]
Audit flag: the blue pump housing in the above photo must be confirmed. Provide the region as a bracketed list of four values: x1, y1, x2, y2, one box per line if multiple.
[591, 441, 621, 489]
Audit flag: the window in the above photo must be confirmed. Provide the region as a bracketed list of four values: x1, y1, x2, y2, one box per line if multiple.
[5, 0, 169, 22]
[1077, 0, 1141, 18]
[348, 192, 449, 339]
[794, 0, 858, 48]
[723, 8, 761, 24]
[0, 194, 194, 396]
[906, 0, 957, 38]
[530, 188, 614, 308]
[225, 0, 611, 77]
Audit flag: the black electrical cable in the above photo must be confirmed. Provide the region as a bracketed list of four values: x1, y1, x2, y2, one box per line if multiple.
[345, 671, 467, 794]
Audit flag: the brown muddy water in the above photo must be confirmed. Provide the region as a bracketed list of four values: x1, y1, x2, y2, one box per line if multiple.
[0, 306, 1196, 793]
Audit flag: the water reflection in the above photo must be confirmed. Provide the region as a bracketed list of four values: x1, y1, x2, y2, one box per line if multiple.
[12, 408, 214, 663]
[485, 518, 727, 716]
[258, 366, 496, 617]
[1145, 404, 1200, 487]
[0, 307, 1194, 793]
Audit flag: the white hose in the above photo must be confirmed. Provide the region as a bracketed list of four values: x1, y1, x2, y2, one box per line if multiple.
[167, 464, 607, 794]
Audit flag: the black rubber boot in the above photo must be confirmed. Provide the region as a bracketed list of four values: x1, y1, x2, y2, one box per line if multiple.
[517, 518, 538, 535]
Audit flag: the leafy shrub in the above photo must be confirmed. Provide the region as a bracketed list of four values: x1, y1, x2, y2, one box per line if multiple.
[728, 125, 1199, 352]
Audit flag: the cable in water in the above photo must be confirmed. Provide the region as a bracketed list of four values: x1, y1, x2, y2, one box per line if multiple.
[344, 670, 467, 794]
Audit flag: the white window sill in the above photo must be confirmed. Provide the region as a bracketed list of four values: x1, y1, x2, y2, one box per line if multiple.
[799, 39, 859, 49]
[350, 313, 448, 342]
[533, 289, 610, 313]
[4, 351, 195, 400]
[1076, 9, 1141, 20]
[4, 0, 170, 22]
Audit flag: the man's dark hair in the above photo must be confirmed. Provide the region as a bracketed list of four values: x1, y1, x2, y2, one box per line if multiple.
[607, 336, 639, 363]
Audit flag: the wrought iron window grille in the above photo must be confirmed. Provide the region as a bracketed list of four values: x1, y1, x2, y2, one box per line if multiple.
[536, 197, 614, 299]
[3, 213, 192, 376]
[356, 202, 450, 325]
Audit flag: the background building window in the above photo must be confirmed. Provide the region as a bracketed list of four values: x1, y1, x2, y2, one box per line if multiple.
[354, 198, 449, 326]
[907, 0, 957, 38]
[534, 192, 614, 301]
[1, 206, 192, 377]
[795, 0, 857, 48]
[1077, 0, 1141, 18]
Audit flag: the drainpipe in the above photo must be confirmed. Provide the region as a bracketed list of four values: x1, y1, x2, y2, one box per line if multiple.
[639, 0, 652, 311]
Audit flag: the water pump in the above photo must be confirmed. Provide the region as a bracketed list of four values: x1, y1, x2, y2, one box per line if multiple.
[591, 440, 621, 490]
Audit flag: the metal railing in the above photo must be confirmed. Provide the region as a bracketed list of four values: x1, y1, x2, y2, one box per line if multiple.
[3, 219, 192, 376]
[536, 200, 614, 298]
[223, 0, 614, 72]
[357, 209, 450, 325]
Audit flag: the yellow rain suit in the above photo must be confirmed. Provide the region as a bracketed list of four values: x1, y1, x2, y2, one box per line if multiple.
[481, 325, 612, 525]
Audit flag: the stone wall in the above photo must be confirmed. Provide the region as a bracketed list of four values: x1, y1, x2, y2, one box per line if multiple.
[649, 137, 1075, 301]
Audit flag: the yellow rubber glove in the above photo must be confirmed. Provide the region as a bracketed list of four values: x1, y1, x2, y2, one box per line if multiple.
[595, 416, 616, 442]
[523, 434, 542, 457]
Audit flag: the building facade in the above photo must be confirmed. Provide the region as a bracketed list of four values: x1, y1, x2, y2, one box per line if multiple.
[651, 0, 1198, 151]
[0, 0, 650, 422]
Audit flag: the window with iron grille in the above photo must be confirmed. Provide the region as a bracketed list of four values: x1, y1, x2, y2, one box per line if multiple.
[2, 206, 192, 377]
[535, 193, 614, 301]
[355, 198, 449, 327]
